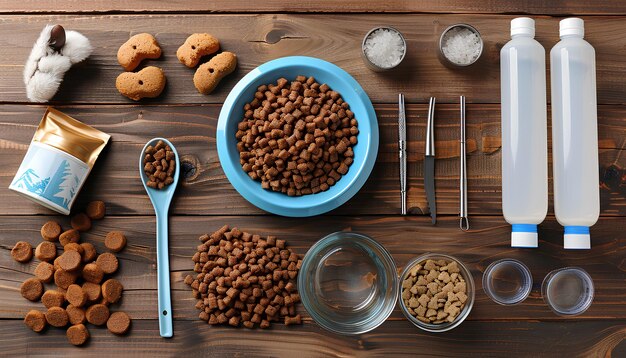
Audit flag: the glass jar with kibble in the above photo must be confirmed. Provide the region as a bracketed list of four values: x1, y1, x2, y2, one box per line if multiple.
[398, 253, 475, 332]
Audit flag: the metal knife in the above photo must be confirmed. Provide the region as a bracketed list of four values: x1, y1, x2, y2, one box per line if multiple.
[424, 97, 436, 224]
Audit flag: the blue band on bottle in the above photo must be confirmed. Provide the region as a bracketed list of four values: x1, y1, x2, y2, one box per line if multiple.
[512, 224, 537, 233]
[564, 226, 589, 235]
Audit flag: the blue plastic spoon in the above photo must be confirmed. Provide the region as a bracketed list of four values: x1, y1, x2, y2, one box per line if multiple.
[139, 137, 179, 338]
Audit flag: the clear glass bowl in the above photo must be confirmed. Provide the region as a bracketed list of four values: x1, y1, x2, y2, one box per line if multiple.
[482, 259, 532, 305]
[541, 267, 594, 316]
[398, 253, 475, 332]
[297, 232, 398, 335]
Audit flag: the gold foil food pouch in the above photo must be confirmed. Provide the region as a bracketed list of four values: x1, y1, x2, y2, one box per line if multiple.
[34, 108, 110, 168]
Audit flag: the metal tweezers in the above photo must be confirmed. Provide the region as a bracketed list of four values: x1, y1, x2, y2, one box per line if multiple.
[399, 93, 407, 215]
[459, 96, 470, 231]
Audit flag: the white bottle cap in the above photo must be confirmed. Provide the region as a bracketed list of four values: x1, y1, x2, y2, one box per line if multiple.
[511, 17, 535, 37]
[564, 226, 591, 249]
[560, 18, 584, 37]
[512, 231, 538, 248]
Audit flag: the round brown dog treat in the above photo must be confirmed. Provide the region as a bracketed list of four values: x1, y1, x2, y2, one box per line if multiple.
[96, 252, 119, 274]
[42, 290, 65, 308]
[20, 278, 43, 301]
[66, 304, 86, 325]
[193, 52, 237, 95]
[116, 66, 166, 101]
[40, 221, 61, 242]
[35, 241, 57, 262]
[80, 242, 97, 263]
[54, 269, 78, 290]
[86, 200, 106, 220]
[102, 279, 123, 304]
[82, 282, 102, 302]
[176, 33, 220, 68]
[107, 311, 131, 335]
[45, 306, 69, 327]
[58, 250, 82, 272]
[11, 241, 33, 263]
[117, 33, 161, 71]
[71, 213, 91, 232]
[64, 242, 84, 256]
[82, 262, 104, 284]
[85, 304, 110, 326]
[24, 309, 47, 333]
[34, 261, 55, 282]
[105, 231, 127, 252]
[66, 284, 88, 307]
[59, 229, 80, 246]
[66, 324, 90, 346]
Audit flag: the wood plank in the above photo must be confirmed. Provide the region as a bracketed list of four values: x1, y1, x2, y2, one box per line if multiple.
[2, 14, 626, 104]
[2, 0, 626, 15]
[1, 216, 624, 320]
[0, 104, 623, 216]
[1, 319, 625, 357]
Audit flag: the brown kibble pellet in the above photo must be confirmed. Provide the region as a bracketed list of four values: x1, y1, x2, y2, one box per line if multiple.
[45, 307, 69, 327]
[54, 269, 78, 290]
[67, 305, 86, 325]
[66, 324, 89, 346]
[21, 278, 43, 301]
[96, 252, 119, 274]
[58, 250, 82, 272]
[82, 262, 104, 284]
[34, 261, 55, 282]
[284, 314, 301, 325]
[41, 221, 61, 242]
[71, 213, 91, 232]
[64, 242, 84, 255]
[24, 310, 47, 333]
[66, 284, 88, 307]
[82, 282, 102, 302]
[80, 243, 97, 263]
[107, 311, 131, 335]
[59, 229, 80, 246]
[11, 241, 33, 263]
[86, 200, 106, 220]
[102, 279, 123, 304]
[35, 241, 57, 262]
[42, 290, 66, 308]
[85, 304, 110, 326]
[105, 231, 127, 252]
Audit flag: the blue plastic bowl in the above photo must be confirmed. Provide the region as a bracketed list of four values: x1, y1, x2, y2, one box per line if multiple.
[216, 56, 379, 217]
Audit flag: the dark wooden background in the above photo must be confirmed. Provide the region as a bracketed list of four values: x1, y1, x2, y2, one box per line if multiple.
[0, 1, 624, 357]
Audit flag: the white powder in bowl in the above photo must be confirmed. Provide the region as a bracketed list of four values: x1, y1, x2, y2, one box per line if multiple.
[363, 28, 406, 69]
[441, 27, 482, 65]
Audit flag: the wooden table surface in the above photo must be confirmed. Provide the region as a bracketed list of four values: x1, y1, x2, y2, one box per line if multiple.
[1, 1, 625, 357]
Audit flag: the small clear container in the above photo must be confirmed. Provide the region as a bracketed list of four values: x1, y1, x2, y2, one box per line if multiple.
[482, 259, 532, 305]
[541, 267, 594, 316]
[398, 253, 475, 332]
[297, 232, 398, 335]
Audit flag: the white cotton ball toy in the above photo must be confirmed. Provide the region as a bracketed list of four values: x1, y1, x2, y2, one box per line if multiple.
[23, 24, 92, 102]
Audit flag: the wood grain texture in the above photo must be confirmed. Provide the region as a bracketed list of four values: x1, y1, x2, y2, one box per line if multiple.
[2, 0, 626, 15]
[1, 319, 625, 357]
[1, 216, 625, 321]
[0, 105, 623, 216]
[2, 14, 626, 105]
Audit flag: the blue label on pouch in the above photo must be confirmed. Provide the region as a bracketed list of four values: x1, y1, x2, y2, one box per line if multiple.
[10, 142, 88, 214]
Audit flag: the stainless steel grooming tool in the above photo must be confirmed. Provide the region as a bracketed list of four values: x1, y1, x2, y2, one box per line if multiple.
[460, 96, 470, 231]
[399, 93, 407, 215]
[424, 97, 436, 225]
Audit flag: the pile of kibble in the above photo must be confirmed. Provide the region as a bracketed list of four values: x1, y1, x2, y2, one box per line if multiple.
[11, 201, 131, 346]
[184, 225, 302, 328]
[143, 140, 176, 189]
[236, 76, 358, 196]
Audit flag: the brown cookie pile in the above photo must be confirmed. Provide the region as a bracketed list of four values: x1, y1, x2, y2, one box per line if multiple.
[236, 76, 358, 196]
[11, 201, 132, 346]
[143, 140, 176, 189]
[401, 259, 469, 324]
[185, 225, 302, 329]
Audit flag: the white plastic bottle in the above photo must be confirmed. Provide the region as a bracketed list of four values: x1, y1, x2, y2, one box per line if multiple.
[500, 17, 548, 248]
[550, 18, 599, 249]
